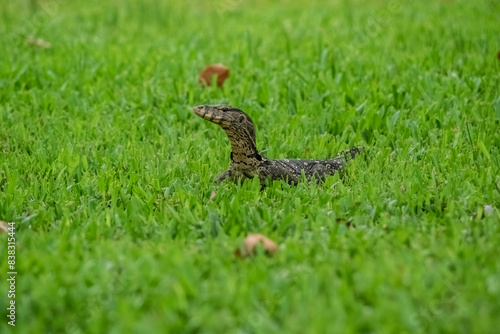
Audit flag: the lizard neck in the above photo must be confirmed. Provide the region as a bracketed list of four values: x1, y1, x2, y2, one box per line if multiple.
[222, 126, 264, 169]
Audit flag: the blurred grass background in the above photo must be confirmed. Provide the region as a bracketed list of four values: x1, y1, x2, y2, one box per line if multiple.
[0, 0, 499, 333]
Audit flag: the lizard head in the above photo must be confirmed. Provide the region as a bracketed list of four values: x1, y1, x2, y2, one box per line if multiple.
[192, 105, 260, 160]
[192, 105, 254, 129]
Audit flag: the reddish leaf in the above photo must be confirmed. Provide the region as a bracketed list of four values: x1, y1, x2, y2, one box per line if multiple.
[199, 64, 230, 87]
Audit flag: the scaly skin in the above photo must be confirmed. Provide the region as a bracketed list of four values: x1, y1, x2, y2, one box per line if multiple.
[192, 105, 362, 186]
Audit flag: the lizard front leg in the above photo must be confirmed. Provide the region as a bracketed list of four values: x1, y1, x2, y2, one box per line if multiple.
[215, 170, 234, 183]
[215, 169, 248, 184]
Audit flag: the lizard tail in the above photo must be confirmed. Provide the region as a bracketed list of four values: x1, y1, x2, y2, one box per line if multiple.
[338, 147, 364, 160]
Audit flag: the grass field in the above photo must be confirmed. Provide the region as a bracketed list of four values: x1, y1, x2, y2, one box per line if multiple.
[1, 0, 500, 333]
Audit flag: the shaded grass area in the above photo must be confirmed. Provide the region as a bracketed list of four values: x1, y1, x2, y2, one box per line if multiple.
[0, 0, 499, 332]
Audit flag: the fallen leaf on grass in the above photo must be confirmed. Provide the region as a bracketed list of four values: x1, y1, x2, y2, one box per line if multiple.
[209, 191, 216, 202]
[0, 221, 8, 233]
[235, 233, 279, 257]
[26, 36, 52, 49]
[199, 64, 229, 87]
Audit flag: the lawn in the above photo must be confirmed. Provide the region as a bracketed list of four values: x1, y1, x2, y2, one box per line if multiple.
[1, 0, 500, 333]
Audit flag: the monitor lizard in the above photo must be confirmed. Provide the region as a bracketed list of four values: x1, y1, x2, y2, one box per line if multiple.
[192, 105, 362, 186]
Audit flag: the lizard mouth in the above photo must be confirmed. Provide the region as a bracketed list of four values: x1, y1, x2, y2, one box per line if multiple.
[192, 105, 206, 117]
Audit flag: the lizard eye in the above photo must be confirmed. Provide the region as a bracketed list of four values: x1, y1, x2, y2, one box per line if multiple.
[238, 115, 245, 123]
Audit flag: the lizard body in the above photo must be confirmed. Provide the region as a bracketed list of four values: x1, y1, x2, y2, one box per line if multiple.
[193, 105, 361, 186]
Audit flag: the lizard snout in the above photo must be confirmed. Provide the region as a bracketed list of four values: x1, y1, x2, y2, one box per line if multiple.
[192, 105, 206, 117]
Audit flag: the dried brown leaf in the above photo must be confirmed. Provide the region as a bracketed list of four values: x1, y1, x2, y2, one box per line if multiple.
[199, 64, 230, 87]
[209, 191, 216, 202]
[237, 233, 279, 257]
[27, 36, 52, 49]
